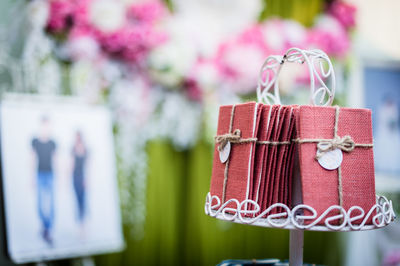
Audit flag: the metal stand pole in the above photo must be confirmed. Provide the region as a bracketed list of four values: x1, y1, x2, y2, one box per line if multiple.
[289, 148, 304, 265]
[289, 229, 304, 266]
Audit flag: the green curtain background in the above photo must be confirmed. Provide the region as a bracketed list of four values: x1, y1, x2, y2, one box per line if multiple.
[95, 140, 343, 266]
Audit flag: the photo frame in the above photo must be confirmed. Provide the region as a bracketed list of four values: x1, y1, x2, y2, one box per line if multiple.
[0, 94, 124, 263]
[349, 57, 400, 192]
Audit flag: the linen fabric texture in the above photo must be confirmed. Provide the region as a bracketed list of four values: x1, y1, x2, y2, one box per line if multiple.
[209, 103, 375, 225]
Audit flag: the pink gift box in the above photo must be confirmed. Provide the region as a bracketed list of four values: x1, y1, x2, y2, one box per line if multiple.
[210, 102, 261, 208]
[296, 105, 376, 224]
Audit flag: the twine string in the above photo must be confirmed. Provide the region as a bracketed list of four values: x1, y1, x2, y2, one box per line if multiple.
[315, 135, 355, 160]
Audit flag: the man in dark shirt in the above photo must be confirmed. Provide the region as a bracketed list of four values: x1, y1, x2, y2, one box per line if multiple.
[31, 116, 57, 245]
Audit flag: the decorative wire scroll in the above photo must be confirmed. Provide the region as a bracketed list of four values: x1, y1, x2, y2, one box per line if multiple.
[204, 193, 395, 231]
[256, 47, 336, 106]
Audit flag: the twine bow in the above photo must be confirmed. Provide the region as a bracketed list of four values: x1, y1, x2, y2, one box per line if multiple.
[316, 135, 355, 159]
[215, 129, 242, 151]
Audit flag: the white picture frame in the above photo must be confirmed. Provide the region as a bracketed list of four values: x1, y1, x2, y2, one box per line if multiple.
[349, 56, 400, 193]
[0, 94, 124, 263]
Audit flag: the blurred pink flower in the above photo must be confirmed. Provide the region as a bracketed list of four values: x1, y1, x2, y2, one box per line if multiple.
[215, 38, 266, 94]
[237, 25, 269, 53]
[214, 19, 308, 94]
[383, 250, 400, 266]
[72, 0, 91, 28]
[183, 78, 203, 102]
[188, 58, 221, 91]
[98, 25, 167, 63]
[329, 1, 357, 30]
[46, 0, 168, 64]
[46, 0, 75, 32]
[127, 1, 167, 24]
[307, 15, 350, 58]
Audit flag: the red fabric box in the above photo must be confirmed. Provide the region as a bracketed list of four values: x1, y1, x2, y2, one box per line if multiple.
[296, 105, 376, 224]
[210, 102, 260, 208]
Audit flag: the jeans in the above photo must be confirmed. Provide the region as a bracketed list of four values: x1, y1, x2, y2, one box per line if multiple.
[37, 171, 54, 231]
[73, 172, 86, 222]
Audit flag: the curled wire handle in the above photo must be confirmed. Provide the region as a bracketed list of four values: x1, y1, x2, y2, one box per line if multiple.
[256, 47, 336, 106]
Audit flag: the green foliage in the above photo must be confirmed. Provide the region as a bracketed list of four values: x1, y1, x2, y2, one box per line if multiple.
[260, 0, 324, 27]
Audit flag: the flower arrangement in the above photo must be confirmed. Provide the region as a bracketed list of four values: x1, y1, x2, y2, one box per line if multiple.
[7, 0, 356, 229]
[47, 0, 168, 64]
[42, 0, 356, 107]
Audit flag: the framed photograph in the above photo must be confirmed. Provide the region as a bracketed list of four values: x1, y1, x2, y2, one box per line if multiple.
[0, 95, 124, 263]
[355, 59, 400, 192]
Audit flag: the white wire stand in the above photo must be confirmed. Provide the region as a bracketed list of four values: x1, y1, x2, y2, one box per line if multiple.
[206, 48, 396, 265]
[205, 163, 395, 265]
[204, 191, 395, 266]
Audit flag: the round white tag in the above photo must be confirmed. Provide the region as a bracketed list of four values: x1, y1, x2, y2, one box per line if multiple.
[317, 148, 343, 170]
[219, 141, 231, 163]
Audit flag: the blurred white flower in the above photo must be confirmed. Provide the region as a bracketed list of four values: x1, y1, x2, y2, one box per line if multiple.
[101, 60, 123, 85]
[262, 19, 306, 52]
[170, 0, 262, 57]
[149, 92, 202, 149]
[120, 0, 152, 7]
[283, 20, 307, 47]
[70, 60, 102, 101]
[314, 14, 344, 36]
[89, 0, 126, 33]
[278, 62, 305, 96]
[67, 36, 100, 60]
[37, 57, 62, 94]
[27, 0, 49, 30]
[223, 45, 264, 93]
[148, 34, 197, 88]
[173, 0, 262, 35]
[192, 61, 220, 92]
[110, 77, 153, 127]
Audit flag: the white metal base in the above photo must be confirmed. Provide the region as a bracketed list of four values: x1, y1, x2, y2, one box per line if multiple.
[205, 193, 395, 232]
[205, 193, 395, 265]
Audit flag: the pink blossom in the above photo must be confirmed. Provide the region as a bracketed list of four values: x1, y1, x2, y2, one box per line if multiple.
[72, 0, 92, 28]
[127, 1, 167, 24]
[329, 1, 357, 30]
[383, 250, 400, 266]
[237, 24, 269, 53]
[307, 16, 350, 58]
[98, 25, 167, 63]
[69, 23, 94, 39]
[215, 38, 266, 94]
[183, 78, 203, 102]
[46, 0, 75, 32]
[46, 0, 169, 64]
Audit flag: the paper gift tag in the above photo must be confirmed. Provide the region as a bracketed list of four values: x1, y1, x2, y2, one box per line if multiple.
[317, 148, 343, 170]
[219, 141, 231, 163]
